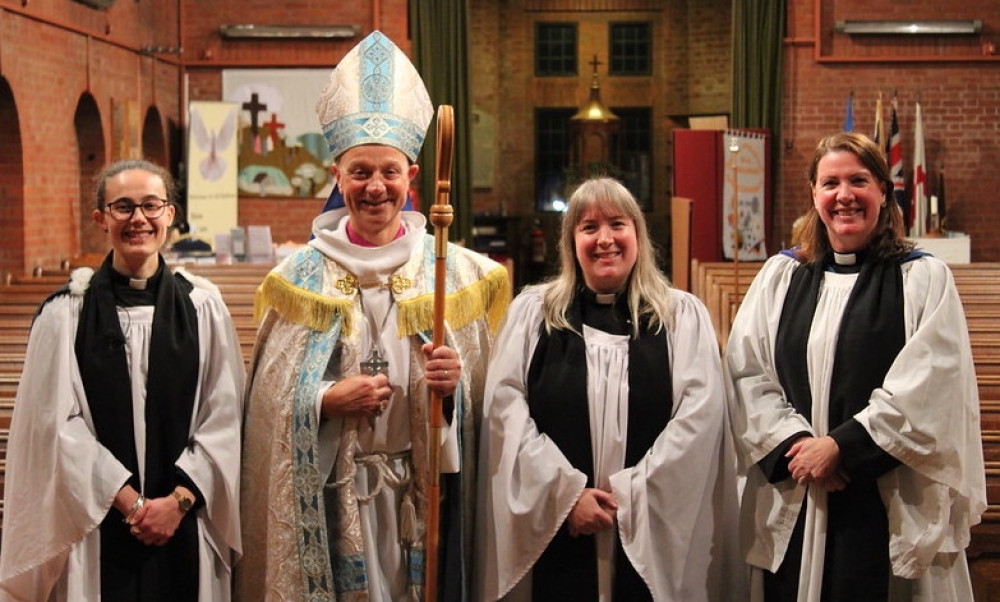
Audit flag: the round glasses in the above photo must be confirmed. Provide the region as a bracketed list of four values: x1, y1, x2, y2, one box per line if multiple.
[105, 198, 170, 222]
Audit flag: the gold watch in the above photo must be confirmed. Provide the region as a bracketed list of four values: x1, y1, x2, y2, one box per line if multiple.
[171, 490, 194, 513]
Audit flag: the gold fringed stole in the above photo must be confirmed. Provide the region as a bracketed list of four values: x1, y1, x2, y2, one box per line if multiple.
[396, 265, 510, 337]
[254, 263, 511, 337]
[254, 271, 354, 333]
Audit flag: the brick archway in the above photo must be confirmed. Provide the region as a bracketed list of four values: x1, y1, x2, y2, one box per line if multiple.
[0, 78, 25, 278]
[74, 93, 107, 258]
[142, 106, 167, 167]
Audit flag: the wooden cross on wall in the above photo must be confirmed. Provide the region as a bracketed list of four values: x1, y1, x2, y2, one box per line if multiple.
[242, 93, 268, 138]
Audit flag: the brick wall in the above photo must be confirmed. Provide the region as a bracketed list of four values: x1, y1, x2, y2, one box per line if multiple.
[0, 0, 411, 274]
[2, 0, 999, 272]
[180, 0, 410, 68]
[0, 0, 179, 275]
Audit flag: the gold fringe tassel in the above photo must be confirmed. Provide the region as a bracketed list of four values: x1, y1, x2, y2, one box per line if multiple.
[396, 265, 512, 337]
[254, 272, 354, 334]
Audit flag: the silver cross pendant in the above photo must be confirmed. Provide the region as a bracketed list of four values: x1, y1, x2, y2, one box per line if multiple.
[361, 348, 389, 428]
[361, 347, 389, 376]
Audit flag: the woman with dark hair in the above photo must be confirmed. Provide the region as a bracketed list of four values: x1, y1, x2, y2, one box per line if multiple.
[476, 177, 743, 601]
[0, 159, 244, 601]
[725, 132, 985, 601]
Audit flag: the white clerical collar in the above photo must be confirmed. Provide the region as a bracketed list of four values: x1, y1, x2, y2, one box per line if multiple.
[833, 251, 857, 266]
[309, 208, 426, 279]
[128, 277, 148, 290]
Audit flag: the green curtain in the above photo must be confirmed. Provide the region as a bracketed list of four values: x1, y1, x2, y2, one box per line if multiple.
[731, 0, 785, 133]
[409, 0, 472, 244]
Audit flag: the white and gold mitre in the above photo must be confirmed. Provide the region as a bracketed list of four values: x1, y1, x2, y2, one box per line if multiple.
[315, 30, 433, 162]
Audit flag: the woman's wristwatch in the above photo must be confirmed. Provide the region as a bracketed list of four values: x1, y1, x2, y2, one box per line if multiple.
[171, 490, 194, 513]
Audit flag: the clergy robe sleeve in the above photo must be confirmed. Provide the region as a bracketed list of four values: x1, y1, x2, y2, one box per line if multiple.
[174, 289, 245, 565]
[608, 291, 746, 601]
[725, 255, 816, 469]
[828, 418, 900, 481]
[0, 295, 132, 600]
[474, 289, 588, 601]
[852, 257, 983, 492]
[758, 431, 811, 483]
[851, 257, 985, 576]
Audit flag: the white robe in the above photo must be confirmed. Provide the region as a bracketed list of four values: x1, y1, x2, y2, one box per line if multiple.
[0, 271, 245, 602]
[475, 287, 745, 602]
[725, 253, 986, 601]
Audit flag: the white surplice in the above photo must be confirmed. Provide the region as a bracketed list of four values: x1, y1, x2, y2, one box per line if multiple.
[0, 272, 245, 602]
[725, 253, 986, 602]
[475, 287, 745, 601]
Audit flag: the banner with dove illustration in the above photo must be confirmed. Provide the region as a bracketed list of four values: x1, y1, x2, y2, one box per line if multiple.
[722, 131, 768, 260]
[186, 100, 240, 248]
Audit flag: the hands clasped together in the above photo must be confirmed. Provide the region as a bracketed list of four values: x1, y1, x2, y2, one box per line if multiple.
[320, 343, 463, 420]
[119, 486, 192, 547]
[568, 488, 619, 537]
[786, 435, 849, 492]
[127, 497, 183, 546]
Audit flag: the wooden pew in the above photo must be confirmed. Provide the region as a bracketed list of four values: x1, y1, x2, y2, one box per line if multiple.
[689, 259, 764, 347]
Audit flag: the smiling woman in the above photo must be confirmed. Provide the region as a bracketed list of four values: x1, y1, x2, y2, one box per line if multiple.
[810, 141, 887, 253]
[798, 132, 909, 263]
[475, 176, 745, 601]
[725, 132, 985, 602]
[573, 203, 637, 294]
[0, 158, 245, 601]
[93, 161, 177, 280]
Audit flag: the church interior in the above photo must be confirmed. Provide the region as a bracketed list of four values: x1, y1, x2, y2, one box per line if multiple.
[1, 0, 1000, 596]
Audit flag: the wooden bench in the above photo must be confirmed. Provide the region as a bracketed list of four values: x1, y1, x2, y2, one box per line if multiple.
[689, 259, 763, 347]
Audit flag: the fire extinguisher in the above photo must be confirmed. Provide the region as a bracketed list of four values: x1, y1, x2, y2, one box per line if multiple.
[530, 219, 546, 264]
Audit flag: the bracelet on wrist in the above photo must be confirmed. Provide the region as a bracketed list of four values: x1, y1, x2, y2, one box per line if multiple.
[123, 494, 145, 524]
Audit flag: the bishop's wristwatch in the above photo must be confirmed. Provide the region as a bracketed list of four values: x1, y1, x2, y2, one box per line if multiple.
[171, 490, 194, 513]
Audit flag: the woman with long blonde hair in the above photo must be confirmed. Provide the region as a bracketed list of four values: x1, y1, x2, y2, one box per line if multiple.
[476, 177, 744, 601]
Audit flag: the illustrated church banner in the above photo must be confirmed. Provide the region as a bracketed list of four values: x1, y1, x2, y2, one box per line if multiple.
[186, 100, 240, 247]
[722, 130, 767, 260]
[222, 69, 332, 199]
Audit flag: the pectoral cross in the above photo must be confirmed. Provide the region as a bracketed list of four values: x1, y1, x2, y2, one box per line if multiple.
[361, 348, 389, 428]
[361, 347, 389, 376]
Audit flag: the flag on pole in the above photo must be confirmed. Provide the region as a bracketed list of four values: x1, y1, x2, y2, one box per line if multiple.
[911, 101, 927, 237]
[873, 92, 885, 156]
[844, 92, 855, 132]
[887, 94, 908, 229]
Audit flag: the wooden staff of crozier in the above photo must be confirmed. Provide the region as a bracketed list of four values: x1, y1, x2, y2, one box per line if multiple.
[425, 104, 453, 602]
